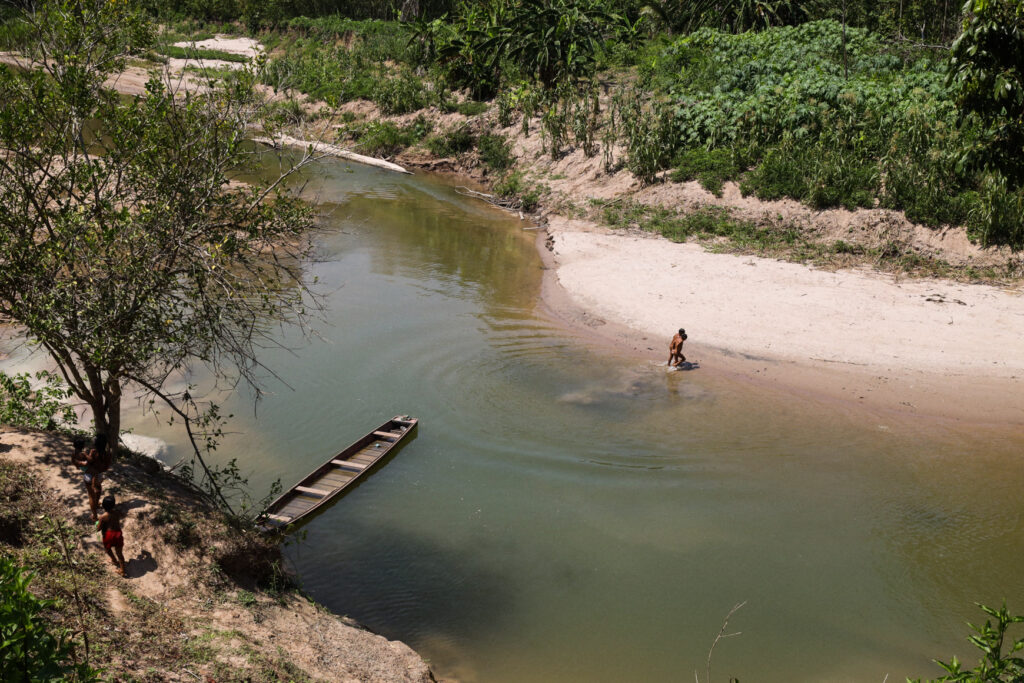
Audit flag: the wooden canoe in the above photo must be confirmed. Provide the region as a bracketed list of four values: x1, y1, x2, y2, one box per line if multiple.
[258, 415, 418, 532]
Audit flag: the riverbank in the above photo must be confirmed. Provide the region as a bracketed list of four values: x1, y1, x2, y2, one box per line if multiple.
[535, 217, 1024, 427]
[9, 24, 1022, 423]
[0, 426, 437, 682]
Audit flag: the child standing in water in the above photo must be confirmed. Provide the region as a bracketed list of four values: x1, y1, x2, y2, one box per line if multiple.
[97, 495, 126, 577]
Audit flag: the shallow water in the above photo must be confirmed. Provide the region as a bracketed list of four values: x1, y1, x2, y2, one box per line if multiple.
[7, 157, 1024, 681]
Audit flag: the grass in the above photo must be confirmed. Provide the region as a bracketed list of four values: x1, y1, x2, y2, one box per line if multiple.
[155, 44, 250, 63]
[425, 123, 476, 158]
[591, 199, 1011, 281]
[344, 116, 433, 157]
[493, 171, 542, 212]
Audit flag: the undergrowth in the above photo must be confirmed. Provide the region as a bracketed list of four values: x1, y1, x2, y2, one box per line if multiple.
[592, 199, 1008, 281]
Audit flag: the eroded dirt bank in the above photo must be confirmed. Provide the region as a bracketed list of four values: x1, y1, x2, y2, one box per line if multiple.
[0, 426, 438, 682]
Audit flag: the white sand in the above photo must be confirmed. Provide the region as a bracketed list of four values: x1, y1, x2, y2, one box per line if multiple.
[172, 35, 262, 59]
[548, 218, 1024, 379]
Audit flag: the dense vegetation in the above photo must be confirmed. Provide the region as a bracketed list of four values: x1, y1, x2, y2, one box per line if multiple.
[214, 0, 1024, 249]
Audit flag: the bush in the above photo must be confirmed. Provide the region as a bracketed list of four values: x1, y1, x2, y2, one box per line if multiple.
[494, 171, 541, 212]
[354, 118, 431, 157]
[478, 133, 515, 171]
[670, 147, 744, 196]
[740, 143, 810, 202]
[425, 123, 476, 157]
[0, 557, 100, 681]
[910, 602, 1024, 682]
[371, 70, 426, 115]
[456, 100, 488, 116]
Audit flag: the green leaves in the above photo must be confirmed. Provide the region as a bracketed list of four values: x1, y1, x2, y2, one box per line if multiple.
[0, 372, 77, 432]
[0, 557, 100, 682]
[948, 0, 1024, 184]
[922, 602, 1024, 682]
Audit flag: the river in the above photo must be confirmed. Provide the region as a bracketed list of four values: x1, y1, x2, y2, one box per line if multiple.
[5, 156, 1024, 681]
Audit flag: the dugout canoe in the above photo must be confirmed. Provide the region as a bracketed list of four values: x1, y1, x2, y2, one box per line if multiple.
[258, 415, 418, 532]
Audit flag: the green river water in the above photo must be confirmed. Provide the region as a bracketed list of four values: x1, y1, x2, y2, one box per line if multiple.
[5, 157, 1024, 681]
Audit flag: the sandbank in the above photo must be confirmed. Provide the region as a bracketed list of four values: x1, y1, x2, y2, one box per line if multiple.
[538, 216, 1024, 427]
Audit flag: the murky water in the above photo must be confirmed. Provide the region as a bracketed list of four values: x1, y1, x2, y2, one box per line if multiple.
[6, 158, 1024, 681]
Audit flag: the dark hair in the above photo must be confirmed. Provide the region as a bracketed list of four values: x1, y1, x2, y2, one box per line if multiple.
[93, 434, 108, 454]
[678, 328, 686, 335]
[72, 437, 87, 452]
[101, 495, 116, 512]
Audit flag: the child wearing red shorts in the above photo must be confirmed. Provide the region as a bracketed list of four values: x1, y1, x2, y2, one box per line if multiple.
[97, 495, 126, 577]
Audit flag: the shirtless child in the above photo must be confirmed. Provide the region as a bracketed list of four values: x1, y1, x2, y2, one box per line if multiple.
[668, 328, 688, 367]
[97, 495, 126, 577]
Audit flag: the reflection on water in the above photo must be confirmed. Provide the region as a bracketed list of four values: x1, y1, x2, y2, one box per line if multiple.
[6, 158, 1024, 682]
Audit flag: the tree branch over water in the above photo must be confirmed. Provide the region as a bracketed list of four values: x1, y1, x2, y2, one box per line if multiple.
[0, 0, 325, 505]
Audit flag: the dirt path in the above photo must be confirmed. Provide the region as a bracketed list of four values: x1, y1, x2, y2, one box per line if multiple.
[0, 427, 438, 682]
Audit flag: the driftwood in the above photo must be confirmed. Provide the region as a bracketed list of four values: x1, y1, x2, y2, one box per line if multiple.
[253, 134, 412, 175]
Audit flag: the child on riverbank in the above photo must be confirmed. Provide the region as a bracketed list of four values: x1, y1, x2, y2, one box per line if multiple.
[97, 494, 126, 577]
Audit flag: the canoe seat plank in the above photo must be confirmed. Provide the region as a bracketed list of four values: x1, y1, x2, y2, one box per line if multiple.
[295, 485, 331, 497]
[259, 415, 418, 533]
[332, 459, 366, 470]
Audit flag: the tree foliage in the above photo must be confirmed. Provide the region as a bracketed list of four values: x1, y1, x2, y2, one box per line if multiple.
[948, 0, 1024, 183]
[0, 0, 319, 490]
[0, 372, 77, 432]
[479, 0, 623, 89]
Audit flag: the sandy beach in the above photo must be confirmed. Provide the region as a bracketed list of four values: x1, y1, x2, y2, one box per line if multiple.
[539, 216, 1024, 427]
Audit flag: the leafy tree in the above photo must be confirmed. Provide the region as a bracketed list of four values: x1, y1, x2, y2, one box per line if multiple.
[0, 0, 319, 509]
[0, 557, 100, 682]
[639, 0, 813, 33]
[478, 0, 623, 90]
[948, 0, 1024, 184]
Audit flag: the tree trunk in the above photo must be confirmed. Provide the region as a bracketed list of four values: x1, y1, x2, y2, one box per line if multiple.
[399, 0, 420, 21]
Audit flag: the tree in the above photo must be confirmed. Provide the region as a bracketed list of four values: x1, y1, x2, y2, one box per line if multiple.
[479, 0, 623, 90]
[0, 0, 319, 508]
[948, 0, 1024, 183]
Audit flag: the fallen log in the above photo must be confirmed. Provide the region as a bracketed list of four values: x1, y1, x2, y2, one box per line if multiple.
[253, 134, 412, 175]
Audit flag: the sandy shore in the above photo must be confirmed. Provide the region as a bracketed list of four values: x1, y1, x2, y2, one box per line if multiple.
[539, 216, 1024, 427]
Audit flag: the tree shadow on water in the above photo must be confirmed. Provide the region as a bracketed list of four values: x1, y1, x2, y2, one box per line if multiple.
[288, 517, 517, 649]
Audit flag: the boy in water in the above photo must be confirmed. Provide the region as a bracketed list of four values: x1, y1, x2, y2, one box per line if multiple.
[668, 328, 688, 367]
[97, 494, 126, 577]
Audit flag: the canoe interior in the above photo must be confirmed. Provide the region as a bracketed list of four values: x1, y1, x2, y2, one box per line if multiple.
[260, 416, 417, 532]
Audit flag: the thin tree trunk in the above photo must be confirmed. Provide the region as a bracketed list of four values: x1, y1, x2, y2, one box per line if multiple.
[842, 0, 848, 81]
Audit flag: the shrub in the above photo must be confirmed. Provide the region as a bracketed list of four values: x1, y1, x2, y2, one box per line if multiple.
[740, 143, 810, 202]
[456, 100, 488, 116]
[371, 70, 426, 115]
[478, 133, 515, 172]
[494, 171, 541, 212]
[425, 123, 476, 157]
[0, 557, 100, 681]
[670, 147, 743, 196]
[910, 602, 1024, 682]
[355, 118, 431, 157]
